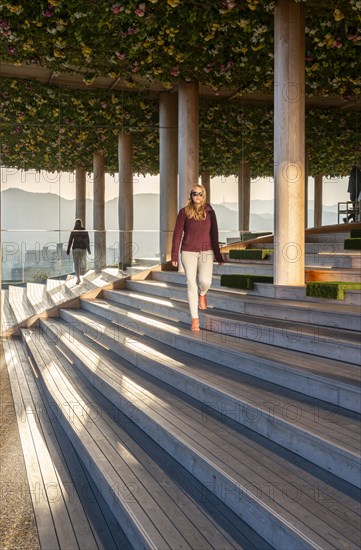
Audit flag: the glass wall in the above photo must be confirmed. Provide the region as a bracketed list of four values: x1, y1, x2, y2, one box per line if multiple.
[0, 83, 163, 287]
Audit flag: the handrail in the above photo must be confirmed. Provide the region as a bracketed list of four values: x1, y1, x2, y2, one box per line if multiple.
[337, 201, 360, 224]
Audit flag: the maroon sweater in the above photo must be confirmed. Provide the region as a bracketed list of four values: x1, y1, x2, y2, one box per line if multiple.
[171, 204, 223, 263]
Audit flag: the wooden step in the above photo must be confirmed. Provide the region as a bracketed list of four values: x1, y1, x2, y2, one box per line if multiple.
[151, 271, 361, 328]
[1, 289, 17, 332]
[127, 273, 361, 331]
[85, 290, 361, 413]
[26, 282, 53, 312]
[3, 337, 128, 550]
[55, 307, 361, 487]
[109, 285, 360, 364]
[8, 285, 36, 324]
[154, 268, 361, 304]
[29, 319, 361, 550]
[21, 327, 268, 550]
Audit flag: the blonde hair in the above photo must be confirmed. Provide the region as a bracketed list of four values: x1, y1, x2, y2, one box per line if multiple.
[185, 185, 207, 221]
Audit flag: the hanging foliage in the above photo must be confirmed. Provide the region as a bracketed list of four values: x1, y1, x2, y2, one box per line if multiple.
[0, 77, 359, 177]
[0, 1, 359, 97]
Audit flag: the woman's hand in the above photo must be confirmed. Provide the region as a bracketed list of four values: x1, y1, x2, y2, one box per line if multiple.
[218, 262, 225, 266]
[171, 261, 178, 267]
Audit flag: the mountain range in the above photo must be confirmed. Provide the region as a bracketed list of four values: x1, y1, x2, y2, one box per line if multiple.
[1, 188, 339, 234]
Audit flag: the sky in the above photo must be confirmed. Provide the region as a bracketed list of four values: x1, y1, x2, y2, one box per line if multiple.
[0, 166, 349, 205]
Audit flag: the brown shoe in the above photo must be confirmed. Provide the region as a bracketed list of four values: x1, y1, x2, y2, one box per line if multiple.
[191, 318, 200, 332]
[199, 294, 207, 310]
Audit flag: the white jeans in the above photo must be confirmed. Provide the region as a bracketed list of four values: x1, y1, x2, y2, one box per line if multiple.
[181, 250, 214, 319]
[72, 248, 87, 279]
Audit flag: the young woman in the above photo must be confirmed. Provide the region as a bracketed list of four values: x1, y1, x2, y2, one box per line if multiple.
[66, 218, 91, 284]
[171, 184, 224, 332]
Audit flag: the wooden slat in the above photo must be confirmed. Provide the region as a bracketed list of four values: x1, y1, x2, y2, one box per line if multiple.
[16, 338, 130, 550]
[41, 317, 361, 550]
[51, 341, 259, 550]
[102, 286, 361, 364]
[4, 339, 62, 550]
[22, 327, 270, 550]
[56, 309, 361, 462]
[8, 286, 36, 324]
[68, 302, 360, 432]
[21, 330, 196, 550]
[1, 289, 17, 330]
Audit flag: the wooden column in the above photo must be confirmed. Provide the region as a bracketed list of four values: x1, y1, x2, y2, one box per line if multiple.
[238, 161, 251, 233]
[314, 174, 323, 227]
[178, 81, 199, 209]
[159, 92, 178, 263]
[75, 166, 86, 223]
[305, 145, 309, 228]
[274, 0, 305, 286]
[0, 167, 2, 325]
[93, 152, 106, 272]
[201, 170, 211, 201]
[118, 131, 133, 270]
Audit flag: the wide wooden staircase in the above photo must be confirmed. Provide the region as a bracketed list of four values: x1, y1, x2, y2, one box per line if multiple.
[2, 226, 361, 549]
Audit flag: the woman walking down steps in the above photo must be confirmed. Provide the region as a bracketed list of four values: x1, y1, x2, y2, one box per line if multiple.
[171, 184, 224, 332]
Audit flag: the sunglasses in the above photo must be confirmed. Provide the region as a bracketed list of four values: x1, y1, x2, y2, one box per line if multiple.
[191, 191, 204, 197]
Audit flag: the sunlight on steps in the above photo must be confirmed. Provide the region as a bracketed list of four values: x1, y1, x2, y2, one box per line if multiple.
[2, 227, 361, 549]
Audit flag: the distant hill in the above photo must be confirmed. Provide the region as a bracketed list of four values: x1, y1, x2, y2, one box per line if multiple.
[1, 188, 338, 233]
[1, 188, 161, 231]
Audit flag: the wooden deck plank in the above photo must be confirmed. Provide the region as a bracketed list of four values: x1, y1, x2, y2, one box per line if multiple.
[52, 343, 260, 550]
[7, 341, 86, 549]
[82, 335, 360, 529]
[107, 295, 360, 416]
[93, 292, 361, 387]
[1, 289, 17, 330]
[42, 318, 361, 550]
[4, 339, 61, 550]
[106, 284, 361, 336]
[19, 340, 132, 550]
[41, 335, 258, 550]
[61, 307, 361, 459]
[139, 274, 361, 319]
[26, 283, 53, 313]
[22, 330, 199, 550]
[12, 338, 100, 550]
[23, 327, 271, 550]
[4, 336, 132, 550]
[64, 363, 271, 550]
[8, 286, 36, 324]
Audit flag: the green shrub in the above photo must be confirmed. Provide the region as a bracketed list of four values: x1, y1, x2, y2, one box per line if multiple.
[32, 270, 49, 282]
[344, 238, 361, 250]
[229, 249, 270, 260]
[221, 274, 273, 290]
[350, 229, 361, 239]
[306, 281, 361, 300]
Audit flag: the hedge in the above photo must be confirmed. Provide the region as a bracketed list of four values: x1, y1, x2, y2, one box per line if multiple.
[220, 274, 274, 290]
[229, 249, 271, 260]
[350, 229, 361, 239]
[306, 281, 361, 300]
[344, 238, 361, 250]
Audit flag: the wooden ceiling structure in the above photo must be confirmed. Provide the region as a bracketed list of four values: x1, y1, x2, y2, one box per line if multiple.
[0, 60, 359, 111]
